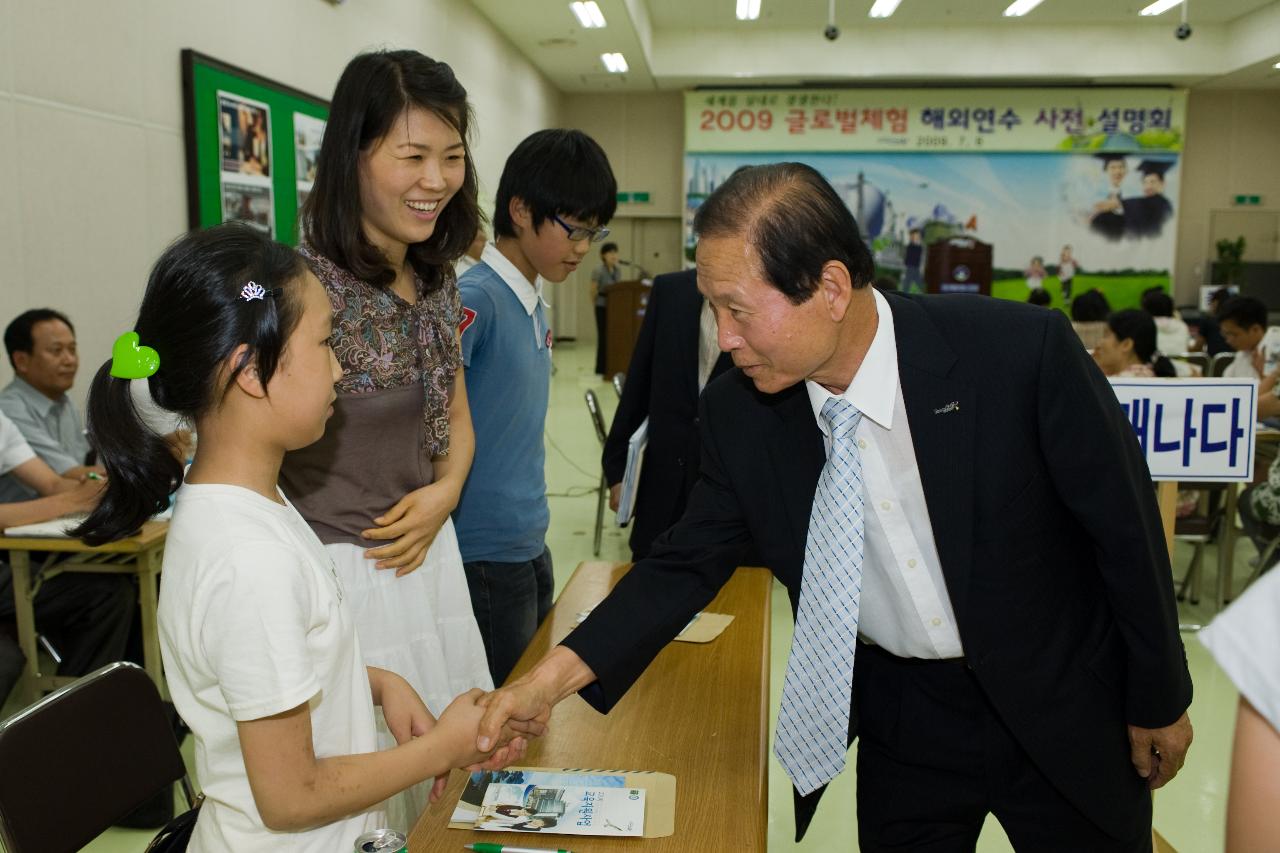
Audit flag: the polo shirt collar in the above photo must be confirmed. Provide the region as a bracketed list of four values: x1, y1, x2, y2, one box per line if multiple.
[8, 377, 61, 418]
[481, 243, 546, 317]
[805, 287, 898, 433]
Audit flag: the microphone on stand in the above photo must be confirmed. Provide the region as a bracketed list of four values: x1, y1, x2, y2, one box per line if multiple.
[619, 259, 650, 278]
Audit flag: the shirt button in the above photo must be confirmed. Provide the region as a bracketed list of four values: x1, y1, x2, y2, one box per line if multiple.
[858, 439, 867, 449]
[881, 500, 891, 511]
[931, 617, 942, 627]
[907, 559, 917, 569]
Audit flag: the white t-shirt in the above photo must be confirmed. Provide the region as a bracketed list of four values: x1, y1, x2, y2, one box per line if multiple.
[158, 482, 383, 852]
[1200, 569, 1280, 732]
[1223, 350, 1260, 380]
[0, 410, 36, 475]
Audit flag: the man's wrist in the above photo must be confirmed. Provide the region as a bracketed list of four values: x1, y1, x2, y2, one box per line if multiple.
[534, 645, 596, 704]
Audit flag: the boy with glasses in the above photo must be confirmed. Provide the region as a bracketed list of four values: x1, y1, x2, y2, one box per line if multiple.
[454, 129, 616, 684]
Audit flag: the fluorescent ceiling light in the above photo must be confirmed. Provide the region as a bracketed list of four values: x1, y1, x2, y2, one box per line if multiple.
[869, 0, 903, 17]
[601, 52, 629, 73]
[1003, 0, 1046, 16]
[1139, 0, 1184, 15]
[736, 0, 762, 21]
[569, 1, 606, 28]
[1274, 61, 1280, 69]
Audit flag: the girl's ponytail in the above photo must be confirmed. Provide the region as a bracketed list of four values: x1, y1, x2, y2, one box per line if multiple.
[74, 365, 181, 545]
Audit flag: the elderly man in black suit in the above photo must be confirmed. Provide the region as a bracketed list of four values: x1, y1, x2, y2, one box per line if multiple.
[603, 268, 732, 560]
[479, 163, 1192, 851]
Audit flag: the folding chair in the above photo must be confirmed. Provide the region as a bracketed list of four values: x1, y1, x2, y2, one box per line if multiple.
[0, 661, 197, 853]
[612, 372, 625, 399]
[1210, 351, 1236, 377]
[1167, 352, 1207, 377]
[584, 390, 609, 557]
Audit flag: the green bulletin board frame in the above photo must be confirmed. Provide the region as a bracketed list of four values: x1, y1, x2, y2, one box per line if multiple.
[181, 49, 329, 244]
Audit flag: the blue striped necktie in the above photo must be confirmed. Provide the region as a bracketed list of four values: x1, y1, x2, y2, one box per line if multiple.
[774, 395, 866, 795]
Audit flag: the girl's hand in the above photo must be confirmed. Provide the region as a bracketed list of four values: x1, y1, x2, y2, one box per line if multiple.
[362, 481, 459, 576]
[369, 667, 450, 802]
[435, 689, 529, 773]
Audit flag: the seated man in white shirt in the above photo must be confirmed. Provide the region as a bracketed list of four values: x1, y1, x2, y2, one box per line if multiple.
[0, 410, 132, 706]
[1219, 296, 1269, 380]
[0, 309, 105, 502]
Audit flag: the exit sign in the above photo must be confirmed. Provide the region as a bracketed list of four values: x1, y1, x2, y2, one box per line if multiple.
[1233, 194, 1262, 206]
[616, 191, 652, 204]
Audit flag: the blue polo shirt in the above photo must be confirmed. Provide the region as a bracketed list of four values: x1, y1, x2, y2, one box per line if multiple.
[453, 244, 553, 563]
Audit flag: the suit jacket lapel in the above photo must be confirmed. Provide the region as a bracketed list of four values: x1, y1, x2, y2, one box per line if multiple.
[765, 383, 826, 560]
[887, 294, 976, 625]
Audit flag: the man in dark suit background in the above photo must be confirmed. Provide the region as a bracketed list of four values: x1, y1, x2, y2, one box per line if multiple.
[479, 163, 1193, 851]
[602, 268, 732, 560]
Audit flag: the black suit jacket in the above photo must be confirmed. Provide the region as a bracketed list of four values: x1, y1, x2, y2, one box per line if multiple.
[563, 291, 1192, 841]
[602, 269, 732, 559]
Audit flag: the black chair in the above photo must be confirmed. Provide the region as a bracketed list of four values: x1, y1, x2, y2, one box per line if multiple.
[0, 661, 197, 853]
[1210, 351, 1236, 377]
[584, 390, 608, 557]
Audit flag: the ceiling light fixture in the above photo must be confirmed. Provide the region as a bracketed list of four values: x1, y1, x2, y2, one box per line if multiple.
[736, 0, 762, 21]
[868, 0, 903, 17]
[1003, 0, 1046, 16]
[1139, 0, 1184, 14]
[601, 52, 629, 73]
[569, 1, 607, 28]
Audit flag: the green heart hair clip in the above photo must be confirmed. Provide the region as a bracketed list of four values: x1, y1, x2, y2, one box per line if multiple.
[109, 332, 161, 380]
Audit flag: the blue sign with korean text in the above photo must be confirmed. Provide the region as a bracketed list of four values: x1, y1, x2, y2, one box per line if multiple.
[1110, 379, 1256, 482]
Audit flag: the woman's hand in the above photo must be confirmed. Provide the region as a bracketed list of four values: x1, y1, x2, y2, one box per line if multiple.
[362, 480, 460, 577]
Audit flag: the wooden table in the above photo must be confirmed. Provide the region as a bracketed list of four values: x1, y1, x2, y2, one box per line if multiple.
[2, 521, 168, 705]
[411, 561, 773, 852]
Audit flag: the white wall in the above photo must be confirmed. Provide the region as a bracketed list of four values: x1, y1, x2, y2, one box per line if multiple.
[0, 0, 563, 404]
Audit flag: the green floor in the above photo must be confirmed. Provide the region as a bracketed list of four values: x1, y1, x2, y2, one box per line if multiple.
[6, 340, 1243, 852]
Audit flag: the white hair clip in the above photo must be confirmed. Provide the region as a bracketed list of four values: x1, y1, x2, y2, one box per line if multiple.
[240, 281, 267, 301]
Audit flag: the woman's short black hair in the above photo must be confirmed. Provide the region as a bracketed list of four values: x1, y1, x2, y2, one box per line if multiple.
[302, 49, 480, 292]
[491, 129, 617, 239]
[75, 223, 306, 545]
[1140, 288, 1175, 318]
[692, 162, 876, 305]
[1109, 308, 1176, 377]
[1027, 288, 1052, 307]
[600, 242, 619, 256]
[1070, 289, 1111, 322]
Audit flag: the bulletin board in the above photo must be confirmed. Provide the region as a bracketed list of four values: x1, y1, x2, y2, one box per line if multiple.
[181, 49, 329, 244]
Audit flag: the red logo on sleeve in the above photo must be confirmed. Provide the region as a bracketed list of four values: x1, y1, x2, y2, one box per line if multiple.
[545, 328, 554, 349]
[458, 307, 477, 335]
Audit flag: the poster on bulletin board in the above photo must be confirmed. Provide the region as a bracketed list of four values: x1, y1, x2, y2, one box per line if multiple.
[182, 50, 329, 244]
[683, 88, 1187, 311]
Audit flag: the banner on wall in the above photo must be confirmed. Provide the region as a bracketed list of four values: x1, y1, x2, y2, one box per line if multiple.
[686, 88, 1186, 154]
[683, 88, 1187, 307]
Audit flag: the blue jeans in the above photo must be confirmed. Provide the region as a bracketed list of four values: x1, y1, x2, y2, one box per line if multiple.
[463, 547, 554, 685]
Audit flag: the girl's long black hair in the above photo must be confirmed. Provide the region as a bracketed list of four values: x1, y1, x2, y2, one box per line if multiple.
[1108, 308, 1177, 378]
[74, 223, 305, 545]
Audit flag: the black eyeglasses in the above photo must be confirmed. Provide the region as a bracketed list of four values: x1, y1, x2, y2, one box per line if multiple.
[551, 213, 610, 244]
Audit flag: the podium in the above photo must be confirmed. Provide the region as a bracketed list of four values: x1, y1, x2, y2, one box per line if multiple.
[603, 279, 651, 377]
[925, 237, 993, 296]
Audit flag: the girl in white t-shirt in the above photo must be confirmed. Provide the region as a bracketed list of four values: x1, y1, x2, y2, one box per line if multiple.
[74, 223, 524, 851]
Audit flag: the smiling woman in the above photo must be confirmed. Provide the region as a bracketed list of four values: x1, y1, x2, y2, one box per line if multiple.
[279, 49, 495, 833]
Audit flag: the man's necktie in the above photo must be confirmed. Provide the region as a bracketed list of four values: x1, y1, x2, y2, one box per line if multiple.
[774, 395, 865, 795]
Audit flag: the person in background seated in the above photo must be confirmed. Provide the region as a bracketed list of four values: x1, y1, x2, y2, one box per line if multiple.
[1093, 310, 1177, 378]
[0, 309, 105, 501]
[591, 242, 623, 376]
[1218, 296, 1269, 380]
[1140, 289, 1190, 356]
[1027, 287, 1052, 308]
[0, 409, 128, 707]
[1198, 567, 1280, 851]
[1069, 288, 1111, 352]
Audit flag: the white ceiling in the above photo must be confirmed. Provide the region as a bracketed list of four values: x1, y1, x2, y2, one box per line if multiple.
[464, 0, 1280, 92]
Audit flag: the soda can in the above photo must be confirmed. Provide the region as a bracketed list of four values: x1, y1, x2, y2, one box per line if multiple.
[354, 828, 407, 853]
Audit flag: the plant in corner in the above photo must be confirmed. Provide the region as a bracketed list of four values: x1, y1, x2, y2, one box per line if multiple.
[1215, 236, 1246, 285]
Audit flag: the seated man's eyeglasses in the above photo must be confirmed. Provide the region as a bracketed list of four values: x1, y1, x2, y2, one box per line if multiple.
[551, 213, 610, 244]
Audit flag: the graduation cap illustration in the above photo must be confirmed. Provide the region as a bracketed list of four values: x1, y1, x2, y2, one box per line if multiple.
[1136, 158, 1175, 179]
[1094, 153, 1127, 170]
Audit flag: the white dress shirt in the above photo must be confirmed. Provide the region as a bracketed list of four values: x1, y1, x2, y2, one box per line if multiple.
[804, 288, 964, 659]
[697, 298, 719, 392]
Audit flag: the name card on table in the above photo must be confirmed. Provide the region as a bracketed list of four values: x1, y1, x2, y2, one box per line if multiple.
[1110, 378, 1257, 482]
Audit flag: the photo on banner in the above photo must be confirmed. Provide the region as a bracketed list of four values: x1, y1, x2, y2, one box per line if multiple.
[683, 89, 1186, 310]
[294, 111, 326, 215]
[217, 91, 274, 236]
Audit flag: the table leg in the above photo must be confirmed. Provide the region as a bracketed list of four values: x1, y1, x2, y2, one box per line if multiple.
[137, 546, 166, 699]
[1217, 483, 1239, 611]
[9, 551, 41, 707]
